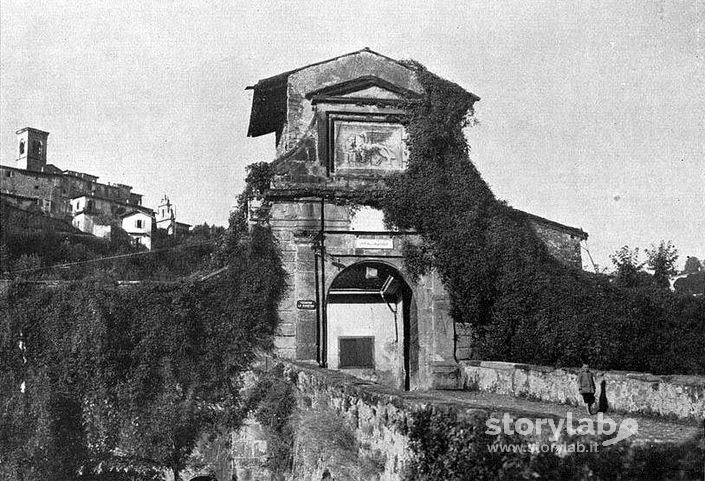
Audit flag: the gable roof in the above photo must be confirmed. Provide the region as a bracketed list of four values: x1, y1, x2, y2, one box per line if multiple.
[247, 49, 409, 138]
[70, 193, 150, 213]
[517, 210, 588, 239]
[246, 48, 470, 138]
[246, 48, 411, 92]
[119, 208, 154, 219]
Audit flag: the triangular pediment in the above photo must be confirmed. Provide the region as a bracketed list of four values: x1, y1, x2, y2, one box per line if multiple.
[340, 85, 402, 99]
[305, 75, 422, 101]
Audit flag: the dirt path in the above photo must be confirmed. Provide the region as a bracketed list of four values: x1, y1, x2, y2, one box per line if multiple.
[426, 389, 702, 446]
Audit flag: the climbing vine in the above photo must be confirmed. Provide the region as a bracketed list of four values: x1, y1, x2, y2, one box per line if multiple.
[245, 364, 297, 479]
[0, 173, 288, 480]
[382, 62, 705, 375]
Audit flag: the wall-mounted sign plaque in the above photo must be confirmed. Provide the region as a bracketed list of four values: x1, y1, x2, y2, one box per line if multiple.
[355, 235, 394, 250]
[297, 300, 317, 310]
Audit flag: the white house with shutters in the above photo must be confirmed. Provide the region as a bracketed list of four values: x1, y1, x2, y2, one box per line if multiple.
[121, 210, 153, 250]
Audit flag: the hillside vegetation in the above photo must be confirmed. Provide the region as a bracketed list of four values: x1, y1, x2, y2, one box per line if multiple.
[0, 188, 287, 480]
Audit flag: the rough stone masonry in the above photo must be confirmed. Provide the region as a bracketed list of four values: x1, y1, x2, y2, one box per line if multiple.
[246, 49, 588, 391]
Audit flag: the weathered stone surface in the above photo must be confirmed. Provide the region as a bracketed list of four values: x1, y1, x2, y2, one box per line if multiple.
[1, 163, 142, 220]
[459, 361, 705, 422]
[296, 316, 317, 361]
[273, 336, 296, 353]
[272, 359, 691, 481]
[251, 50, 589, 392]
[283, 360, 412, 481]
[279, 250, 296, 262]
[232, 358, 700, 479]
[430, 362, 460, 390]
[529, 220, 584, 268]
[278, 291, 296, 311]
[276, 322, 296, 337]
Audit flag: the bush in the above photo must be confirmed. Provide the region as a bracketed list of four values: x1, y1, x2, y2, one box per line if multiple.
[0, 220, 286, 480]
[246, 365, 297, 479]
[402, 408, 703, 481]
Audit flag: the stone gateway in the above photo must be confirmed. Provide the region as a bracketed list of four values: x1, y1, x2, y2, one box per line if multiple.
[246, 49, 587, 390]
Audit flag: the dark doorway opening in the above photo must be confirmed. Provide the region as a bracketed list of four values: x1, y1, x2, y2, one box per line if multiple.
[325, 261, 417, 390]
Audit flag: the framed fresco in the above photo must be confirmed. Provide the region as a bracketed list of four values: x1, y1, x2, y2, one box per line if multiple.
[331, 119, 407, 173]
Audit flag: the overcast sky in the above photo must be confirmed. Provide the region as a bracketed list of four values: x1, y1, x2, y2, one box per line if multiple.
[1, 0, 703, 271]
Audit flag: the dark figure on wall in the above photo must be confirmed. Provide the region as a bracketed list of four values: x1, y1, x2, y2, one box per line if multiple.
[597, 379, 609, 413]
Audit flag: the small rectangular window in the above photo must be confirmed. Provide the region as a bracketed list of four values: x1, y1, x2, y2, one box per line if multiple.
[136, 219, 143, 229]
[339, 337, 375, 369]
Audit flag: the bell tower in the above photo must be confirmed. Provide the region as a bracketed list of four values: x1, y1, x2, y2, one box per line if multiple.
[16, 127, 49, 172]
[156, 194, 176, 235]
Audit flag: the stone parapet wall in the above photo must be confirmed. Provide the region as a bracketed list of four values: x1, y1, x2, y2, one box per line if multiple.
[459, 361, 705, 422]
[277, 359, 575, 481]
[282, 360, 411, 481]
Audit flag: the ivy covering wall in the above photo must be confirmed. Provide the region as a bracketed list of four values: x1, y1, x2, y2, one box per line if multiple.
[382, 63, 705, 375]
[0, 178, 287, 480]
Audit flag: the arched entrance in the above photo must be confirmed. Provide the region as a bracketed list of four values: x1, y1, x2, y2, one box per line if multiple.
[324, 261, 418, 390]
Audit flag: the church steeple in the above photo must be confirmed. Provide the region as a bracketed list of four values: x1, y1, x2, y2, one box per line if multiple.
[16, 127, 49, 171]
[156, 194, 176, 235]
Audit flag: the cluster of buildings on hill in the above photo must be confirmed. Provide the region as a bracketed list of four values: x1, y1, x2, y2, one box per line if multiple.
[1, 127, 190, 250]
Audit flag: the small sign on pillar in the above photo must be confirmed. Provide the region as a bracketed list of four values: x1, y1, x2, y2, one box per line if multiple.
[296, 300, 317, 310]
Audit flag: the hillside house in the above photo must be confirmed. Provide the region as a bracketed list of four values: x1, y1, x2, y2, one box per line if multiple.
[71, 194, 155, 247]
[1, 127, 193, 250]
[121, 210, 154, 250]
[1, 128, 143, 220]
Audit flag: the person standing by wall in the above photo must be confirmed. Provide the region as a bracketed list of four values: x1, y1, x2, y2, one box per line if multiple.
[578, 364, 596, 415]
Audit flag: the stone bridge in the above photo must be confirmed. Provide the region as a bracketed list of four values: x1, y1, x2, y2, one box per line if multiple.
[230, 358, 702, 481]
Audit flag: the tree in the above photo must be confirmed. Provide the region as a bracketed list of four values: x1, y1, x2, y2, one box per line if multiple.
[191, 223, 225, 241]
[645, 241, 679, 288]
[610, 246, 648, 288]
[675, 256, 705, 297]
[683, 256, 702, 275]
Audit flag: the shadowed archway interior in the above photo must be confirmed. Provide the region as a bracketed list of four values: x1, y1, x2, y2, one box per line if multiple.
[325, 261, 418, 390]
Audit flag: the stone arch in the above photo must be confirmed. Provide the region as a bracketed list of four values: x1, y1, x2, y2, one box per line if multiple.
[323, 260, 418, 390]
